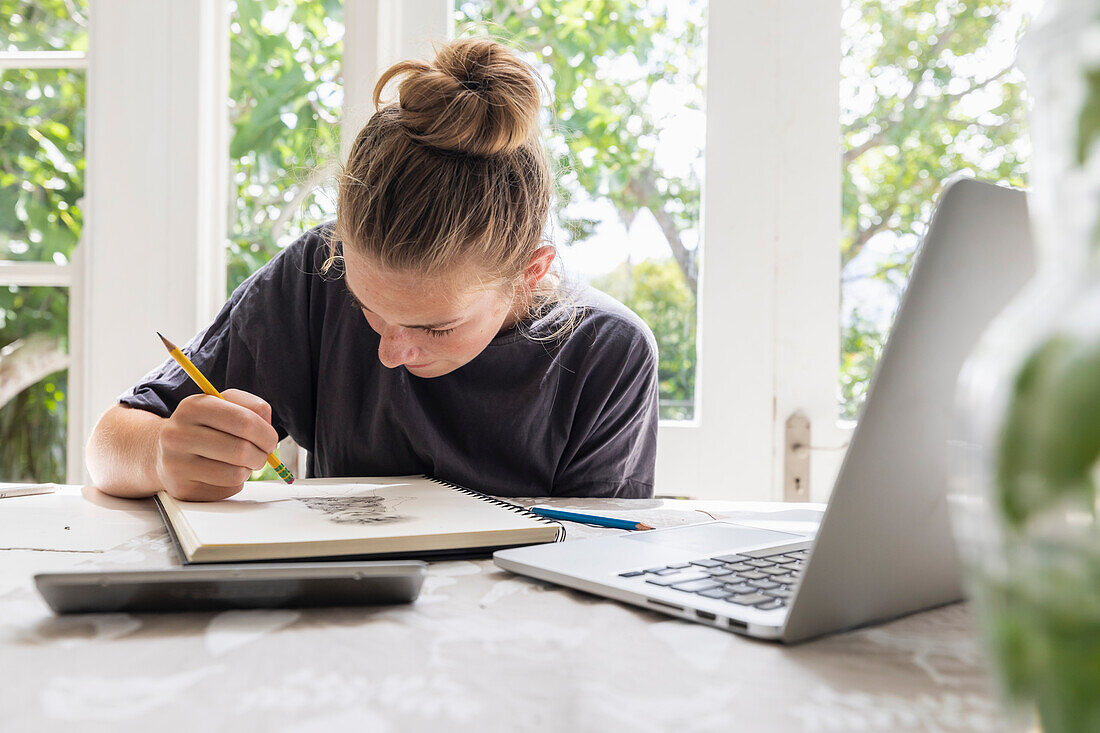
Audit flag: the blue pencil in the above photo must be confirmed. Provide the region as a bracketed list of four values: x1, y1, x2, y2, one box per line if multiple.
[530, 506, 653, 531]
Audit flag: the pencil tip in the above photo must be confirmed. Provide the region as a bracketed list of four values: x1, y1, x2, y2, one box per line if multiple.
[156, 331, 176, 352]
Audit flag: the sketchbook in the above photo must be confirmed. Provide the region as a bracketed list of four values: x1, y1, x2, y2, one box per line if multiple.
[154, 476, 563, 564]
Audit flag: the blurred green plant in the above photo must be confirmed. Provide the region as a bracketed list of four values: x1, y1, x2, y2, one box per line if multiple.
[963, 20, 1100, 731]
[997, 336, 1100, 529]
[0, 0, 86, 482]
[991, 46, 1100, 532]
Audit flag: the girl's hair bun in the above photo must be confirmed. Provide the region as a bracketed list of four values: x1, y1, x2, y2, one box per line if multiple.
[372, 38, 542, 157]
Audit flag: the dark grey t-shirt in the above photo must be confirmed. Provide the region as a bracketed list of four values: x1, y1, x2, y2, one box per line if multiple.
[121, 225, 659, 498]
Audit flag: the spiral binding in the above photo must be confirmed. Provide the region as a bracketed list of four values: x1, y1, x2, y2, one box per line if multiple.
[426, 476, 567, 542]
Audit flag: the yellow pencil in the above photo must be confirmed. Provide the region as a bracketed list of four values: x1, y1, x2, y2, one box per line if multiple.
[157, 332, 294, 484]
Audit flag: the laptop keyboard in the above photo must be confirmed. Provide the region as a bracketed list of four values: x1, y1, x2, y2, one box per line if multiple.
[618, 548, 807, 611]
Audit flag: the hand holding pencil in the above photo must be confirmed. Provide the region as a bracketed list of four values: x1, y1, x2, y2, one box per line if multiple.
[153, 333, 292, 502]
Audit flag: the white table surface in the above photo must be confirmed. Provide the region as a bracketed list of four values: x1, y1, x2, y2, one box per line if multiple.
[0, 486, 1004, 732]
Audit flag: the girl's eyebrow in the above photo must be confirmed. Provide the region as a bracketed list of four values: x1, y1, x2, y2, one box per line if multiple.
[344, 282, 462, 329]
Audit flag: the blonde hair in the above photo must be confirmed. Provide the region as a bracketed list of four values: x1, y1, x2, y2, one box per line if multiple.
[331, 38, 554, 303]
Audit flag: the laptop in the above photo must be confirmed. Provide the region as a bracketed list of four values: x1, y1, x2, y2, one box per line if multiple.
[495, 178, 1035, 642]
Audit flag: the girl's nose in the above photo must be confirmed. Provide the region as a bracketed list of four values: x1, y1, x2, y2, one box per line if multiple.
[377, 326, 420, 369]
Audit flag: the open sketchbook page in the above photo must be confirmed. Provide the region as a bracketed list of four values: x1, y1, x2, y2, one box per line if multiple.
[162, 476, 551, 548]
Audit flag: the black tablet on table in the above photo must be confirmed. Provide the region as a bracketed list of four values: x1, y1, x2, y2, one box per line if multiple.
[35, 560, 426, 614]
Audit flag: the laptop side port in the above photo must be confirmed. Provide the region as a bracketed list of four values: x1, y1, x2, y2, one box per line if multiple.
[728, 617, 747, 630]
[696, 610, 717, 621]
[646, 598, 684, 613]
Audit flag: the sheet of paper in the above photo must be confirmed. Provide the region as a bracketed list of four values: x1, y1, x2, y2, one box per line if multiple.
[0, 483, 56, 500]
[705, 507, 825, 537]
[0, 486, 160, 551]
[538, 499, 827, 537]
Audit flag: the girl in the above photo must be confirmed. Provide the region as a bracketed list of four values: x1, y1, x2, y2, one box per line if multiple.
[87, 38, 658, 501]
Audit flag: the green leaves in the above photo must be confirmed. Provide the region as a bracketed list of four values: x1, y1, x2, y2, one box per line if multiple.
[0, 0, 87, 52]
[593, 259, 696, 419]
[1076, 67, 1100, 167]
[978, 553, 1100, 733]
[840, 311, 887, 419]
[997, 335, 1100, 529]
[841, 0, 1031, 418]
[0, 66, 85, 262]
[227, 0, 342, 294]
[0, 286, 69, 482]
[456, 0, 702, 286]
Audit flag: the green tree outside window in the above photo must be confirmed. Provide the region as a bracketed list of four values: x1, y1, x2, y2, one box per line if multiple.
[227, 0, 342, 294]
[841, 0, 1033, 417]
[0, 0, 87, 482]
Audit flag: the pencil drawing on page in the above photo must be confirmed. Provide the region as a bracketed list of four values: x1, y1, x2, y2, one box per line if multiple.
[295, 495, 406, 525]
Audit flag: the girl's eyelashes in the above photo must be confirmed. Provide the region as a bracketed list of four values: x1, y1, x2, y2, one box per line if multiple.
[348, 290, 458, 337]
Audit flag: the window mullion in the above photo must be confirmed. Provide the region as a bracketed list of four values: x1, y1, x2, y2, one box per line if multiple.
[656, 0, 840, 501]
[0, 51, 87, 70]
[0, 263, 72, 287]
[342, 0, 452, 159]
[771, 0, 842, 500]
[79, 0, 227, 484]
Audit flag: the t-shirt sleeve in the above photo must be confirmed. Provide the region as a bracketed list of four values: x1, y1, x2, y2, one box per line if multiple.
[118, 236, 321, 446]
[118, 311, 288, 437]
[553, 318, 659, 498]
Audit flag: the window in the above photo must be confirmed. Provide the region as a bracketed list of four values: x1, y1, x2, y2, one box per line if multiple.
[75, 1, 1032, 501]
[227, 0, 343, 294]
[454, 0, 706, 421]
[225, 1, 708, 423]
[0, 0, 87, 482]
[839, 0, 1037, 420]
[227, 0, 344, 480]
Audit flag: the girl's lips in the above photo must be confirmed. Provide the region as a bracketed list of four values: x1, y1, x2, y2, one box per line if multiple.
[406, 362, 433, 369]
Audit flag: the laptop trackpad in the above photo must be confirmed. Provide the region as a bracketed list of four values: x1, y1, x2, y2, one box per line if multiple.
[624, 522, 802, 554]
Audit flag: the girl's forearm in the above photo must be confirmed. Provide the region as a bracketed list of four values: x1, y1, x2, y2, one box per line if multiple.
[86, 405, 167, 498]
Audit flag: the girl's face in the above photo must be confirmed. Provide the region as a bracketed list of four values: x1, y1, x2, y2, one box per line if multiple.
[343, 250, 530, 378]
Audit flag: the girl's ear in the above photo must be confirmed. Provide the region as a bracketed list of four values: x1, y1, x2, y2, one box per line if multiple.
[522, 246, 557, 290]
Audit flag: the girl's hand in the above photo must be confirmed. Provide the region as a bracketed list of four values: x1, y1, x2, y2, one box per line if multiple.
[155, 389, 279, 501]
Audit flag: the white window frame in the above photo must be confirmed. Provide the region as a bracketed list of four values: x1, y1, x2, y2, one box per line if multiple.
[80, 0, 846, 500]
[79, 0, 228, 484]
[658, 1, 847, 501]
[343, 1, 453, 158]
